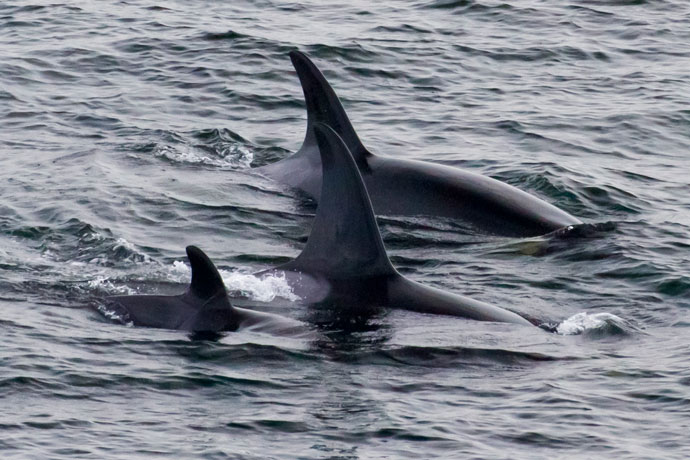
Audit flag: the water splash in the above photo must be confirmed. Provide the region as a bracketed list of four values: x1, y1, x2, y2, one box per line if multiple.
[222, 271, 300, 302]
[87, 275, 137, 295]
[556, 312, 634, 336]
[169, 262, 299, 302]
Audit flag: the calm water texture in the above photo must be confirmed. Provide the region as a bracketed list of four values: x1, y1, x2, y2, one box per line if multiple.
[1, 0, 689, 458]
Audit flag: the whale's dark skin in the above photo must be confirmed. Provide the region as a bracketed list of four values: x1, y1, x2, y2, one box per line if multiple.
[100, 246, 309, 335]
[100, 127, 534, 328]
[257, 51, 582, 237]
[261, 124, 534, 327]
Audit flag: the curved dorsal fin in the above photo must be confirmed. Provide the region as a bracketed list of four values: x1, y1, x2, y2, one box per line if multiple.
[284, 123, 395, 279]
[290, 50, 370, 166]
[186, 246, 228, 300]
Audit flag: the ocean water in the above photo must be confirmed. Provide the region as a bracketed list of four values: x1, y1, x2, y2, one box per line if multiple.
[1, 1, 689, 458]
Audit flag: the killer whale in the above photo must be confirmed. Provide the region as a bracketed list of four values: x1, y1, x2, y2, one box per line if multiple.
[99, 245, 309, 335]
[261, 123, 534, 327]
[256, 51, 582, 237]
[99, 126, 534, 328]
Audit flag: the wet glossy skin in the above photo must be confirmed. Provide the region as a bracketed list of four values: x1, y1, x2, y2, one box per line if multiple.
[263, 124, 535, 327]
[100, 246, 309, 335]
[257, 51, 581, 237]
[261, 146, 581, 237]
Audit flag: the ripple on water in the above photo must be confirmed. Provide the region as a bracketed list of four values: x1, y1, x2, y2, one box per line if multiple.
[2, 0, 690, 459]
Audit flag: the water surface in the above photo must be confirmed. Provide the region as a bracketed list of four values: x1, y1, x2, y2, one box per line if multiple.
[1, 1, 689, 458]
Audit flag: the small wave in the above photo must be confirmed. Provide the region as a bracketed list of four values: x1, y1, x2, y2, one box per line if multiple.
[334, 344, 570, 367]
[549, 222, 617, 238]
[422, 0, 482, 11]
[202, 29, 249, 41]
[169, 262, 299, 302]
[656, 276, 690, 297]
[9, 219, 152, 266]
[555, 312, 635, 336]
[87, 276, 136, 296]
[305, 43, 377, 63]
[72, 233, 152, 267]
[153, 143, 253, 169]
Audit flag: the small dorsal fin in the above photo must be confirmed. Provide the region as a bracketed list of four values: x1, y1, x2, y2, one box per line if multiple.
[186, 246, 228, 300]
[290, 50, 371, 166]
[283, 124, 395, 279]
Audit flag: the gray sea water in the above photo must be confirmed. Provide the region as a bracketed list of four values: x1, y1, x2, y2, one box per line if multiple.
[1, 1, 689, 458]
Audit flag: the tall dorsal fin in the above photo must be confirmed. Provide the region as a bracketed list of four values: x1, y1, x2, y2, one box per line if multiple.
[283, 123, 395, 279]
[290, 50, 371, 166]
[186, 246, 228, 300]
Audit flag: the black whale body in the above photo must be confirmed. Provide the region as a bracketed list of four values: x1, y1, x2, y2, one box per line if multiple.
[260, 123, 535, 327]
[257, 51, 581, 237]
[100, 125, 541, 332]
[101, 246, 309, 335]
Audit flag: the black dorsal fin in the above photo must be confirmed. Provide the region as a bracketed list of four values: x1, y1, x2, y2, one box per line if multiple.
[186, 246, 228, 300]
[283, 123, 395, 279]
[290, 50, 371, 166]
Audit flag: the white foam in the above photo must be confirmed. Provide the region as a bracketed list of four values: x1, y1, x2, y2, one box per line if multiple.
[88, 276, 137, 295]
[556, 312, 625, 335]
[221, 270, 300, 303]
[113, 237, 135, 252]
[168, 261, 299, 302]
[170, 260, 190, 277]
[113, 237, 152, 262]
